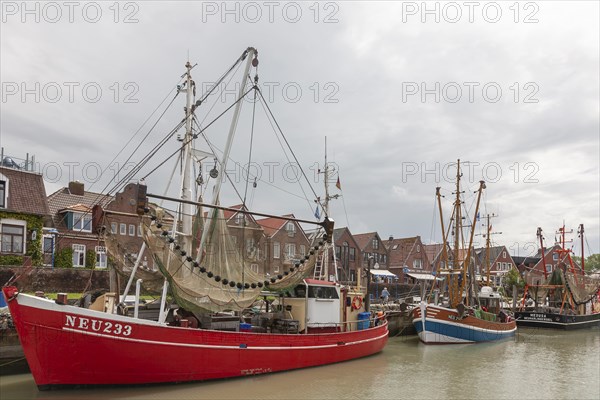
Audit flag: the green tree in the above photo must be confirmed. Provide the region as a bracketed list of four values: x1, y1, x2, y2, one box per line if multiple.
[503, 268, 524, 290]
[585, 254, 600, 273]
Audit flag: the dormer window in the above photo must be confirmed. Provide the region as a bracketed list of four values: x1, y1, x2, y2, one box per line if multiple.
[70, 212, 92, 232]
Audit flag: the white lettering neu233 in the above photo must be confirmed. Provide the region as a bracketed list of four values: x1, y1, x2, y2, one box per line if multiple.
[65, 315, 132, 336]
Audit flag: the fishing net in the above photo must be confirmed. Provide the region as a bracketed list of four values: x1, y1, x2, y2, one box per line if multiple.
[144, 207, 323, 313]
[565, 271, 600, 305]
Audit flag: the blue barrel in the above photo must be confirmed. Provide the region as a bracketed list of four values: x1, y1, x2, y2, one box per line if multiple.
[357, 312, 371, 330]
[240, 323, 252, 332]
[0, 292, 6, 307]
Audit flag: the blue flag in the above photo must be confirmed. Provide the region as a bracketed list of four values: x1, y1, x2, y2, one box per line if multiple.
[314, 206, 321, 219]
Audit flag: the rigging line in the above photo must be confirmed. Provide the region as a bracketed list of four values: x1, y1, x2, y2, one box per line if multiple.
[111, 118, 186, 194]
[197, 49, 248, 105]
[254, 88, 315, 214]
[192, 117, 310, 203]
[140, 87, 254, 182]
[340, 189, 351, 231]
[197, 55, 246, 127]
[85, 78, 183, 200]
[255, 86, 319, 201]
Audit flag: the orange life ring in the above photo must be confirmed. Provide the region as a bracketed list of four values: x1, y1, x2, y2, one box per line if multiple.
[351, 296, 363, 310]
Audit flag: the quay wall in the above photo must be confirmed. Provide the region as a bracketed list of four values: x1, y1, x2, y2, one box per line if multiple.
[0, 266, 114, 294]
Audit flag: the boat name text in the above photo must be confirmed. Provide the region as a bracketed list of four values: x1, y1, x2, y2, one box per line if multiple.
[65, 315, 132, 336]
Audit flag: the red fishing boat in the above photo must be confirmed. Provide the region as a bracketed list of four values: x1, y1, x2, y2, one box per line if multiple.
[3, 47, 387, 389]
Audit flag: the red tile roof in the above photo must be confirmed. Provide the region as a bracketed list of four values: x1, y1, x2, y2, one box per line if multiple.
[0, 167, 50, 216]
[256, 214, 293, 236]
[47, 186, 113, 232]
[352, 232, 378, 251]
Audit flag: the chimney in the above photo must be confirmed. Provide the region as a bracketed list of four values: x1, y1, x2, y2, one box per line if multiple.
[389, 235, 394, 242]
[68, 181, 85, 196]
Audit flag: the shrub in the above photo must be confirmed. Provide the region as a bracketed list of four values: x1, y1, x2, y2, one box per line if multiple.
[55, 248, 73, 268]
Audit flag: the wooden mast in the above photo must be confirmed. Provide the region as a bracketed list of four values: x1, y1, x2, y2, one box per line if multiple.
[460, 180, 486, 307]
[450, 160, 462, 307]
[538, 227, 548, 279]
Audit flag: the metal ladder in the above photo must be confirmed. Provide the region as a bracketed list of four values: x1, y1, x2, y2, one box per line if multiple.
[313, 254, 324, 279]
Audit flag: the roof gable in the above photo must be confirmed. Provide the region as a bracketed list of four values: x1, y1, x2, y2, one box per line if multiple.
[0, 166, 50, 216]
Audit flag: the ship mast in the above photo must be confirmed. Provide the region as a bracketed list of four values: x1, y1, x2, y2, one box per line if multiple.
[578, 224, 585, 273]
[181, 61, 195, 257]
[537, 227, 548, 279]
[318, 137, 339, 280]
[450, 160, 462, 307]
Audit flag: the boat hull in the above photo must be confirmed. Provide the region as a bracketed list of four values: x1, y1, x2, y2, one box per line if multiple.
[412, 303, 517, 344]
[2, 287, 387, 388]
[514, 310, 600, 330]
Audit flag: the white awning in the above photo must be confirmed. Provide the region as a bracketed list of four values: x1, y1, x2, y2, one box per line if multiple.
[407, 272, 444, 281]
[369, 269, 398, 278]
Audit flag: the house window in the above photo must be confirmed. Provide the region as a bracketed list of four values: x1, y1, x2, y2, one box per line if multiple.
[503, 251, 506, 258]
[0, 180, 6, 208]
[335, 245, 341, 258]
[250, 263, 259, 274]
[413, 259, 422, 269]
[349, 247, 356, 261]
[497, 262, 501, 271]
[129, 224, 135, 236]
[72, 244, 86, 267]
[300, 245, 306, 256]
[72, 212, 92, 232]
[546, 264, 553, 273]
[273, 242, 280, 259]
[120, 223, 126, 235]
[440, 261, 446, 269]
[95, 246, 107, 268]
[372, 239, 379, 250]
[235, 213, 244, 225]
[552, 253, 558, 261]
[286, 222, 295, 237]
[417, 245, 421, 253]
[273, 265, 280, 273]
[1, 224, 24, 253]
[137, 224, 142, 237]
[285, 243, 296, 259]
[111, 222, 118, 234]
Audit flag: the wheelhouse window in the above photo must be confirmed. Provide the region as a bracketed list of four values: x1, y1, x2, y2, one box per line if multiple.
[72, 244, 86, 267]
[1, 224, 24, 253]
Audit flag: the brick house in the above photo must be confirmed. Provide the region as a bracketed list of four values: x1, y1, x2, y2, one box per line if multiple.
[256, 215, 310, 276]
[387, 236, 431, 283]
[222, 204, 266, 275]
[523, 244, 580, 284]
[47, 181, 113, 268]
[0, 166, 50, 266]
[423, 242, 451, 274]
[331, 227, 360, 283]
[474, 245, 517, 285]
[352, 232, 388, 285]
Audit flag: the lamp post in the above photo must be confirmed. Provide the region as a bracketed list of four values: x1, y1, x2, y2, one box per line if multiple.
[365, 256, 374, 311]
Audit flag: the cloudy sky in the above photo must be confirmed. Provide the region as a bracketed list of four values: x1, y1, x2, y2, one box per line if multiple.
[1, 1, 598, 257]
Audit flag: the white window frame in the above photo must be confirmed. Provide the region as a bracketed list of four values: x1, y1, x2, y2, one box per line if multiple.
[552, 253, 558, 261]
[285, 243, 296, 259]
[0, 176, 7, 209]
[300, 244, 306, 257]
[0, 219, 26, 254]
[72, 212, 92, 233]
[497, 262, 501, 271]
[273, 265, 280, 273]
[286, 222, 295, 237]
[413, 259, 422, 269]
[95, 246, 107, 268]
[137, 224, 142, 237]
[72, 244, 86, 267]
[372, 239, 379, 250]
[111, 222, 118, 234]
[250, 263, 259, 274]
[273, 242, 280, 259]
[128, 224, 135, 236]
[119, 223, 126, 235]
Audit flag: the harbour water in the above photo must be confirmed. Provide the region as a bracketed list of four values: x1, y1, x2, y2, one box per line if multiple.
[1, 328, 598, 400]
